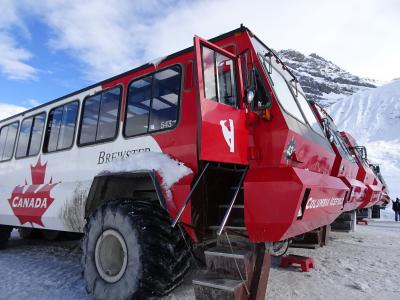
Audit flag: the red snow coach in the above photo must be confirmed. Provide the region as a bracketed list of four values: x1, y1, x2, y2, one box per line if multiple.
[310, 102, 367, 212]
[340, 132, 383, 208]
[0, 26, 351, 299]
[370, 163, 390, 207]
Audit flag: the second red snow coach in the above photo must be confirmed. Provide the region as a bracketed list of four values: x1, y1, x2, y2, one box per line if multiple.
[340, 132, 383, 209]
[1, 26, 352, 299]
[310, 102, 367, 213]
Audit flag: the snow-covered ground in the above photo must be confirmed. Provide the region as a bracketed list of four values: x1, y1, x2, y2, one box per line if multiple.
[266, 220, 400, 299]
[0, 231, 89, 300]
[1, 220, 399, 299]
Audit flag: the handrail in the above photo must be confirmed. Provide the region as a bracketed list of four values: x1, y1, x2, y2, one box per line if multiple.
[217, 165, 248, 235]
[171, 162, 210, 228]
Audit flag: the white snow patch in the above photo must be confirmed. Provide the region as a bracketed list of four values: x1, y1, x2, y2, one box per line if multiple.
[328, 80, 400, 143]
[328, 80, 400, 220]
[149, 56, 167, 67]
[103, 152, 192, 199]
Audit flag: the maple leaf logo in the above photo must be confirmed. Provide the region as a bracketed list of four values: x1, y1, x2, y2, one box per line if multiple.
[8, 158, 58, 227]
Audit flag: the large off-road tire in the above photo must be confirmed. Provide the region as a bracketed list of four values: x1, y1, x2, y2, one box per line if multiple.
[0, 225, 13, 249]
[81, 199, 191, 300]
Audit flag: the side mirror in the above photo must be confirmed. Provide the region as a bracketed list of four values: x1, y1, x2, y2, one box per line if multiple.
[321, 118, 332, 141]
[246, 88, 255, 105]
[246, 68, 272, 111]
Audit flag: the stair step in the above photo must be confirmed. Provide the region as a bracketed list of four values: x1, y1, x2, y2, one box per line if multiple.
[217, 234, 251, 248]
[205, 246, 251, 259]
[208, 226, 247, 231]
[229, 186, 244, 190]
[192, 271, 247, 300]
[217, 202, 245, 227]
[205, 246, 254, 281]
[218, 204, 244, 209]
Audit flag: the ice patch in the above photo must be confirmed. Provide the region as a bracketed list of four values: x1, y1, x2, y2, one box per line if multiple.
[149, 56, 167, 67]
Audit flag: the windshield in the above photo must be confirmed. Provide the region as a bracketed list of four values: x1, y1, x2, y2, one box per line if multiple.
[330, 129, 356, 162]
[264, 60, 305, 122]
[295, 92, 324, 136]
[352, 146, 369, 167]
[252, 38, 325, 136]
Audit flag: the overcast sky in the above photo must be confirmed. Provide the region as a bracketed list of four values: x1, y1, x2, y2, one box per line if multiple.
[0, 0, 399, 110]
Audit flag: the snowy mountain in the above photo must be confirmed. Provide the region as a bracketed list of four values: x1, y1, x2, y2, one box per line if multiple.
[278, 50, 378, 105]
[328, 80, 400, 217]
[328, 80, 400, 142]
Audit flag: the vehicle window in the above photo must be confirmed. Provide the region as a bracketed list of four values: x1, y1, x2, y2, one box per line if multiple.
[296, 93, 324, 136]
[44, 101, 79, 152]
[125, 76, 151, 136]
[202, 47, 217, 101]
[254, 70, 272, 109]
[0, 122, 19, 161]
[16, 113, 46, 158]
[267, 64, 305, 122]
[79, 87, 121, 145]
[80, 94, 101, 144]
[16, 118, 32, 157]
[46, 107, 63, 152]
[149, 66, 180, 131]
[202, 46, 237, 106]
[125, 66, 181, 137]
[332, 131, 350, 159]
[58, 102, 79, 149]
[97, 88, 120, 140]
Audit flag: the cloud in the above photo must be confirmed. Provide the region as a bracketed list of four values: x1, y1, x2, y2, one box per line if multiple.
[2, 0, 397, 82]
[0, 103, 26, 120]
[0, 0, 37, 80]
[30, 0, 172, 81]
[26, 0, 399, 82]
[0, 32, 37, 80]
[24, 98, 42, 107]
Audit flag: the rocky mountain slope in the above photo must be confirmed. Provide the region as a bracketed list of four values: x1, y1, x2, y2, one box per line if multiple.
[278, 50, 378, 105]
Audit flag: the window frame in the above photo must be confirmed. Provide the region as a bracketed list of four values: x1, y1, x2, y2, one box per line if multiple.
[0, 120, 19, 163]
[15, 112, 47, 159]
[200, 46, 239, 108]
[43, 100, 80, 154]
[123, 64, 183, 139]
[77, 85, 123, 147]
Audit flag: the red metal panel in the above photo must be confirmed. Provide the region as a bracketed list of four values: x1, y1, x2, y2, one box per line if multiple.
[244, 166, 348, 242]
[341, 177, 368, 211]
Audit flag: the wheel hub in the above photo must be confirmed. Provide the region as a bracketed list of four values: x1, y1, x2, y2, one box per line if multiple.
[270, 239, 289, 256]
[95, 229, 128, 283]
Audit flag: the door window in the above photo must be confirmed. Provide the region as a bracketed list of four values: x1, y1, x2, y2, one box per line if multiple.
[202, 46, 237, 106]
